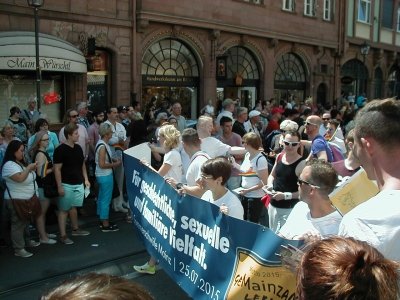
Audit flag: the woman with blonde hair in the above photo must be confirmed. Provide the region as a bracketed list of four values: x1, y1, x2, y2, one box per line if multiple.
[31, 130, 57, 244]
[134, 124, 183, 275]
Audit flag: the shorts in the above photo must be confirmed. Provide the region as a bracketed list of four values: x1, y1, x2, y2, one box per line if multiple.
[58, 183, 84, 211]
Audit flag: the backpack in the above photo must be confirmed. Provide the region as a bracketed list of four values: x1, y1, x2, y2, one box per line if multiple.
[262, 129, 281, 153]
[328, 142, 345, 162]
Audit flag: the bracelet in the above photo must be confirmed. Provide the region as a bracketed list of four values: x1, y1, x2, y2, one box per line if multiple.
[284, 192, 292, 200]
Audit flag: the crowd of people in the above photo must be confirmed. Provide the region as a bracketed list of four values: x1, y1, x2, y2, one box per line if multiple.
[1, 94, 400, 299]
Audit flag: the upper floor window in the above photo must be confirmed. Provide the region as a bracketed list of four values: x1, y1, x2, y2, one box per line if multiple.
[323, 0, 333, 21]
[282, 0, 295, 12]
[397, 7, 400, 31]
[382, 0, 393, 28]
[242, 0, 264, 4]
[304, 0, 316, 16]
[358, 0, 371, 23]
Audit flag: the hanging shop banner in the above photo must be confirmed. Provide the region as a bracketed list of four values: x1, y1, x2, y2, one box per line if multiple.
[124, 153, 301, 300]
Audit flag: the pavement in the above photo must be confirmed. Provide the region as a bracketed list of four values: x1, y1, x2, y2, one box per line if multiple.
[0, 197, 191, 300]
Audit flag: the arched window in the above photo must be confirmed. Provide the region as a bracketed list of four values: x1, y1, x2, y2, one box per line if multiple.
[340, 59, 368, 98]
[142, 39, 199, 77]
[225, 46, 259, 79]
[275, 53, 306, 83]
[274, 52, 307, 102]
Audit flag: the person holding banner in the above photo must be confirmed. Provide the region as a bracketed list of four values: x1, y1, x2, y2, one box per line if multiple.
[278, 159, 341, 240]
[200, 157, 244, 220]
[134, 124, 183, 275]
[166, 128, 210, 198]
[338, 98, 400, 261]
[297, 237, 400, 300]
[197, 116, 245, 158]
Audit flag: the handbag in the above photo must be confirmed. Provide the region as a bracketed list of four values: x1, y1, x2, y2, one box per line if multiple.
[95, 143, 120, 199]
[35, 150, 58, 198]
[43, 172, 59, 198]
[6, 173, 42, 222]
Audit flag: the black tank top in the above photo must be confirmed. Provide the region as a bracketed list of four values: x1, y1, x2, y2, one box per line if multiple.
[271, 157, 303, 209]
[34, 150, 53, 188]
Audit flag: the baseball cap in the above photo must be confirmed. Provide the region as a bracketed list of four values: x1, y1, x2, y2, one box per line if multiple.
[271, 107, 285, 115]
[248, 110, 261, 118]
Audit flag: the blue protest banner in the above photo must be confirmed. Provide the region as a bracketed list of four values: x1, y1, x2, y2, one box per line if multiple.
[125, 154, 301, 300]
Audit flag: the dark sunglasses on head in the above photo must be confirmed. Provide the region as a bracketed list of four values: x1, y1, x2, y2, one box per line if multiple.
[283, 140, 299, 147]
[70, 114, 78, 118]
[305, 121, 318, 127]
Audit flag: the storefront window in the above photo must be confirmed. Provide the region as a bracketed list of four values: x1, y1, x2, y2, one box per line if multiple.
[0, 73, 63, 124]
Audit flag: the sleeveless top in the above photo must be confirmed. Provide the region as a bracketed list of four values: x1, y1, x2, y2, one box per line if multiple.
[271, 157, 303, 209]
[34, 150, 53, 188]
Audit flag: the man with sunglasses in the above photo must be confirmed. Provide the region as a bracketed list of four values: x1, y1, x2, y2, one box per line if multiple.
[305, 115, 333, 162]
[59, 108, 89, 160]
[278, 159, 342, 240]
[338, 99, 400, 261]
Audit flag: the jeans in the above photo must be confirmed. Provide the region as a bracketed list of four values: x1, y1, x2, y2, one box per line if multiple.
[96, 174, 113, 220]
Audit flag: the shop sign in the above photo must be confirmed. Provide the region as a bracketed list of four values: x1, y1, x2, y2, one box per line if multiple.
[341, 76, 354, 84]
[0, 56, 86, 73]
[143, 75, 198, 85]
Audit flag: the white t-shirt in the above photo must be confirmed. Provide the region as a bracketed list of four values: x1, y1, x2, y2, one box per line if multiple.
[2, 161, 37, 199]
[201, 189, 244, 220]
[163, 148, 183, 182]
[240, 152, 268, 198]
[339, 190, 400, 261]
[94, 141, 113, 177]
[186, 151, 210, 186]
[200, 137, 230, 158]
[279, 201, 342, 239]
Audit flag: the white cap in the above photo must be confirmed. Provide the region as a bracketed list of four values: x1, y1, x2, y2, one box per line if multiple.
[249, 110, 261, 118]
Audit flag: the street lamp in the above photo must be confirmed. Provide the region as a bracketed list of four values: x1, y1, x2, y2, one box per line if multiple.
[27, 0, 44, 109]
[360, 41, 370, 96]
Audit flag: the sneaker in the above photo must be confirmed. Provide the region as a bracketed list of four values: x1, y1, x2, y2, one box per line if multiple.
[100, 224, 119, 232]
[26, 240, 40, 247]
[60, 236, 74, 245]
[47, 233, 57, 239]
[133, 262, 156, 275]
[15, 248, 33, 258]
[71, 229, 90, 236]
[40, 238, 57, 245]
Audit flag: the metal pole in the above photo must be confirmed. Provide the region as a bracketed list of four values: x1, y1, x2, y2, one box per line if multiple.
[34, 7, 41, 109]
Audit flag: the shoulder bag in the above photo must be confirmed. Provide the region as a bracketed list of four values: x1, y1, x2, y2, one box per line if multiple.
[6, 171, 41, 222]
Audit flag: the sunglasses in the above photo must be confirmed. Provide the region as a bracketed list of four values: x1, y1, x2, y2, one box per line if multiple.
[297, 178, 320, 189]
[322, 118, 330, 121]
[200, 174, 214, 180]
[283, 140, 300, 147]
[305, 121, 318, 127]
[70, 114, 78, 118]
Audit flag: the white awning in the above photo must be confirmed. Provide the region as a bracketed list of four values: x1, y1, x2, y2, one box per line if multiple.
[0, 31, 87, 73]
